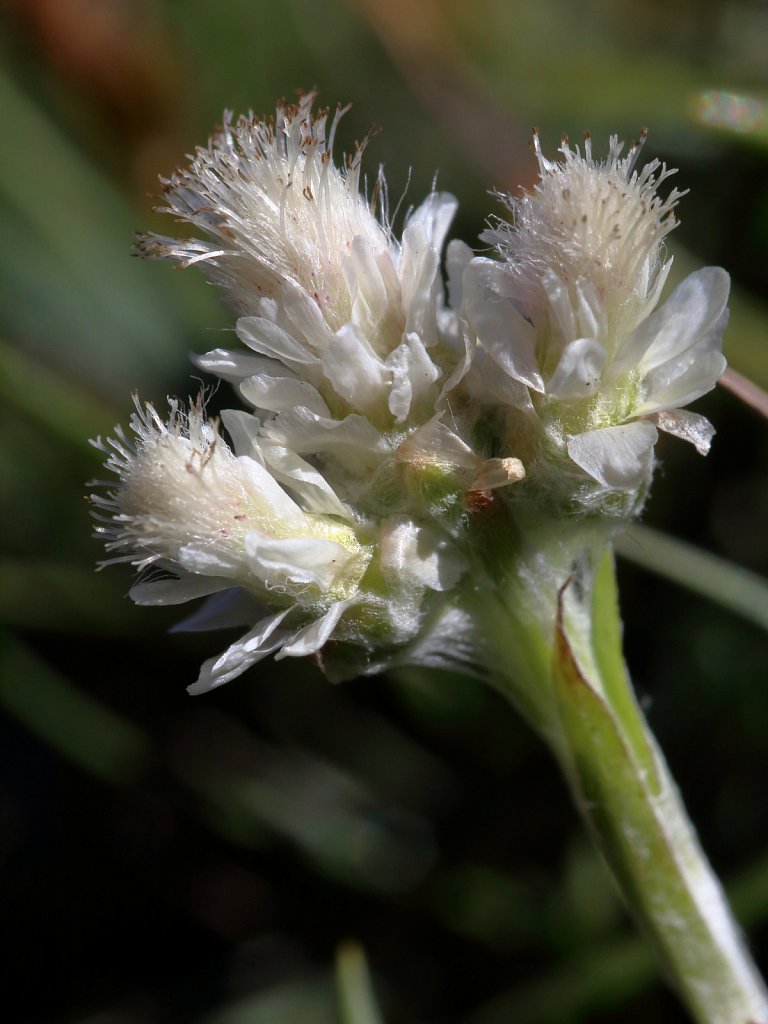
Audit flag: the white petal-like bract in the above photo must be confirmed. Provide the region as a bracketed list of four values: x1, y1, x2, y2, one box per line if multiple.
[567, 422, 659, 489]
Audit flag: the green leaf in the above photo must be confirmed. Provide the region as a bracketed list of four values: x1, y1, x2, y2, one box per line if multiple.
[588, 549, 659, 790]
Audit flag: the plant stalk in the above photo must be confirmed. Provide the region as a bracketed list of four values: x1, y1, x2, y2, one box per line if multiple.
[474, 544, 768, 1023]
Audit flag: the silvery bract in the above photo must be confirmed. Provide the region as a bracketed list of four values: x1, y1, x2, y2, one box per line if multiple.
[91, 95, 729, 690]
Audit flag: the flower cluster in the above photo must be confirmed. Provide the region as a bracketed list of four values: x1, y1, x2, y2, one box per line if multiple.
[91, 95, 729, 691]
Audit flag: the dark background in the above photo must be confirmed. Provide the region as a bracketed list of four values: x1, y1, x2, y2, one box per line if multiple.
[1, 1, 768, 1021]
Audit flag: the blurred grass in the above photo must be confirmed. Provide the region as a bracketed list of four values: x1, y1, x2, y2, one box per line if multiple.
[201, 978, 337, 1024]
[616, 523, 768, 633]
[1, 1, 767, 1022]
[336, 942, 385, 1024]
[0, 69, 194, 394]
[0, 631, 151, 784]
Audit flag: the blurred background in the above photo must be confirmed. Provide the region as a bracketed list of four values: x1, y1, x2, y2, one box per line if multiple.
[1, 1, 768, 1021]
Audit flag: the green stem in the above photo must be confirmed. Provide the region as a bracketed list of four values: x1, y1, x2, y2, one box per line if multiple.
[472, 545, 768, 1024]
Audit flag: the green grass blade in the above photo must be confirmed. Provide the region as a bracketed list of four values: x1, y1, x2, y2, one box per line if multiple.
[616, 523, 768, 633]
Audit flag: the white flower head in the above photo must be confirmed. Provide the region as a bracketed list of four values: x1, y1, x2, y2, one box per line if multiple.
[139, 93, 388, 328]
[464, 130, 728, 513]
[484, 128, 685, 336]
[90, 395, 371, 600]
[139, 92, 461, 429]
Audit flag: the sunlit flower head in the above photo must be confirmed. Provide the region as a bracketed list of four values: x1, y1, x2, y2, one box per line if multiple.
[463, 130, 728, 513]
[484, 128, 685, 336]
[90, 396, 371, 599]
[139, 92, 461, 429]
[139, 92, 392, 330]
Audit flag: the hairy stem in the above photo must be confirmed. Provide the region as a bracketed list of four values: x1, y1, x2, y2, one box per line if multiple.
[473, 545, 768, 1023]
